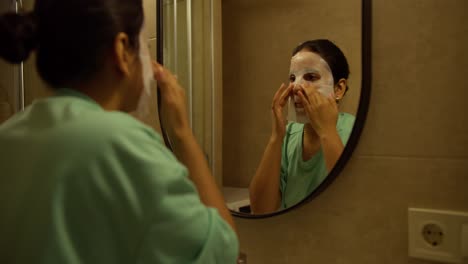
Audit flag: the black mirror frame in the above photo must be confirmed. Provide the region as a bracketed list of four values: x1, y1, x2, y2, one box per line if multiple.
[156, 0, 173, 149]
[156, 0, 372, 219]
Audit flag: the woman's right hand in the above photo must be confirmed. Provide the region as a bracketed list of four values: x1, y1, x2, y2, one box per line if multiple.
[271, 83, 294, 140]
[152, 61, 191, 140]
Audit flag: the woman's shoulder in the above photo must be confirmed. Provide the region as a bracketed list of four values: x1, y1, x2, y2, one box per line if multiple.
[61, 110, 167, 159]
[77, 110, 159, 139]
[336, 112, 356, 144]
[337, 112, 356, 130]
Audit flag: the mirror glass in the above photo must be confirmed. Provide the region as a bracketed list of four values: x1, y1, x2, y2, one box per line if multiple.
[160, 0, 367, 216]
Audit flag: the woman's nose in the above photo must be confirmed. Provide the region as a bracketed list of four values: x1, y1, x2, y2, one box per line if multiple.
[292, 83, 301, 93]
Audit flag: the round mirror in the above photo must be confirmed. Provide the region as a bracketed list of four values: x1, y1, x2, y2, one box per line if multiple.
[157, 0, 371, 218]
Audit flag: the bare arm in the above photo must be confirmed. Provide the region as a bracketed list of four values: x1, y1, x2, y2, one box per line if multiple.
[249, 137, 283, 214]
[172, 131, 237, 234]
[319, 130, 344, 173]
[154, 62, 237, 234]
[296, 86, 343, 173]
[249, 83, 293, 214]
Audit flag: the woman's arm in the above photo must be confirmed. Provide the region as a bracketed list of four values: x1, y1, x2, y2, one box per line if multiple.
[296, 86, 343, 172]
[249, 136, 283, 214]
[154, 62, 237, 234]
[319, 129, 344, 172]
[249, 83, 293, 214]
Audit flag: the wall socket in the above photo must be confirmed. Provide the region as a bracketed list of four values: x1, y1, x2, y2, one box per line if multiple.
[409, 208, 468, 263]
[422, 223, 444, 247]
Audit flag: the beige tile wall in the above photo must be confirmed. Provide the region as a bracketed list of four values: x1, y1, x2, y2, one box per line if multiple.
[234, 0, 468, 263]
[222, 0, 362, 188]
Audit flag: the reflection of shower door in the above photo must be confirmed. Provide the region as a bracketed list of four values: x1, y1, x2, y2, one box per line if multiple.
[0, 0, 53, 125]
[163, 0, 223, 186]
[0, 0, 23, 124]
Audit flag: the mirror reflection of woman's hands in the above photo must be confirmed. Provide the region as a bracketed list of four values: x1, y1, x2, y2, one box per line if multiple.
[295, 84, 339, 138]
[271, 83, 294, 140]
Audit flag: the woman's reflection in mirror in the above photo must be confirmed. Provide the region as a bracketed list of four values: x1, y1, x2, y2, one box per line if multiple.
[249, 39, 355, 214]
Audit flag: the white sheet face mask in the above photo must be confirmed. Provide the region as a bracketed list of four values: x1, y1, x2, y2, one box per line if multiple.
[287, 51, 335, 124]
[135, 22, 155, 117]
[139, 23, 154, 95]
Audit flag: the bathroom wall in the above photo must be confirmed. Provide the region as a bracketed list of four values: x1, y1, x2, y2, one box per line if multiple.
[0, 57, 15, 124]
[234, 0, 468, 263]
[222, 0, 362, 188]
[0, 1, 17, 123]
[0, 0, 161, 132]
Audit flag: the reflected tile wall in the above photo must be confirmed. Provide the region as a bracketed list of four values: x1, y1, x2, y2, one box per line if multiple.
[234, 0, 468, 263]
[222, 0, 362, 188]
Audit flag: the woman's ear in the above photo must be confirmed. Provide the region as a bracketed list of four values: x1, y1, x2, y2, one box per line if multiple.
[113, 32, 136, 77]
[334, 78, 347, 101]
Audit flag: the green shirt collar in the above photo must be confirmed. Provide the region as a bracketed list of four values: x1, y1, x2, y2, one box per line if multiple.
[55, 88, 102, 110]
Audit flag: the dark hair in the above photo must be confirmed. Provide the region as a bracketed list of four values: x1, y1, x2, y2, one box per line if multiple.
[0, 0, 144, 88]
[293, 39, 350, 90]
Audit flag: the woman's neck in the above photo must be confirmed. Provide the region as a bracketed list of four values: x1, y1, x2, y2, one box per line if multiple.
[75, 79, 127, 112]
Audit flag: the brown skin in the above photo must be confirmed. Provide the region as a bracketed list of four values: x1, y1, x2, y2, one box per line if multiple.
[153, 62, 237, 234]
[249, 51, 348, 214]
[75, 32, 237, 235]
[296, 82, 345, 173]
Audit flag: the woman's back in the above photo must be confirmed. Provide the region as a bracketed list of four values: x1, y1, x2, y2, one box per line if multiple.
[0, 89, 238, 263]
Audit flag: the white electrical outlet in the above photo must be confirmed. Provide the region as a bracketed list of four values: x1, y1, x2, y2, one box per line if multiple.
[409, 208, 468, 263]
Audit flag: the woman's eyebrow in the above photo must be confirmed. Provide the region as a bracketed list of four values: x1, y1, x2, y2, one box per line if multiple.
[290, 68, 320, 75]
[302, 68, 320, 74]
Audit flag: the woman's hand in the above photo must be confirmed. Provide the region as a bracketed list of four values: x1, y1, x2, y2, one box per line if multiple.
[296, 85, 339, 138]
[152, 61, 191, 139]
[271, 83, 294, 140]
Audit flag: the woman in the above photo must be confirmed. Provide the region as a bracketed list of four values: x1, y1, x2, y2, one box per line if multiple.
[249, 40, 355, 214]
[0, 0, 238, 263]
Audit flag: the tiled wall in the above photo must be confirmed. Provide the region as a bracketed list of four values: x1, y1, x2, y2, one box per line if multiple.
[222, 0, 362, 187]
[0, 0, 161, 132]
[233, 0, 468, 263]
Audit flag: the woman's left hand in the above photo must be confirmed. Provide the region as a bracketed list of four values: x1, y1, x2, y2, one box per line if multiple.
[296, 85, 339, 138]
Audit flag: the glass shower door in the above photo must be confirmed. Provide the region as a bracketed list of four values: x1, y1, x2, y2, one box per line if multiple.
[0, 0, 52, 125]
[161, 0, 223, 185]
[0, 0, 22, 125]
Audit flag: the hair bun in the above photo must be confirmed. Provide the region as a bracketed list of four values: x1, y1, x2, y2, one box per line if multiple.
[0, 12, 38, 64]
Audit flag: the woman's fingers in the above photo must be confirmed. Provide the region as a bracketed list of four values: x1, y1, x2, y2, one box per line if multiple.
[272, 83, 287, 104]
[152, 61, 187, 106]
[153, 61, 179, 94]
[295, 84, 310, 105]
[153, 61, 169, 85]
[328, 96, 338, 111]
[272, 83, 291, 110]
[302, 86, 332, 110]
[278, 83, 294, 107]
[270, 83, 291, 138]
[297, 90, 310, 111]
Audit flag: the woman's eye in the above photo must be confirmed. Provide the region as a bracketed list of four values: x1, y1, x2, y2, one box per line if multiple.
[289, 75, 296, 82]
[303, 73, 319, 81]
